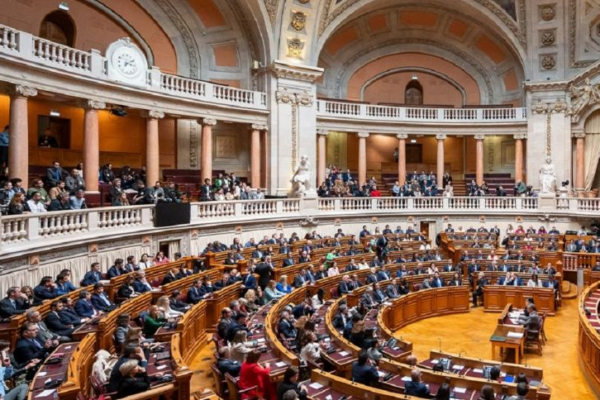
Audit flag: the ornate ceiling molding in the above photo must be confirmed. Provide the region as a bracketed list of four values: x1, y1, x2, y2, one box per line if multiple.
[318, 0, 526, 50]
[568, 0, 595, 68]
[153, 0, 201, 78]
[265, 0, 279, 25]
[333, 38, 496, 102]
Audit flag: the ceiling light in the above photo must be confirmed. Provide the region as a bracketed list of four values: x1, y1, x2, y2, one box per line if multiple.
[58, 2, 69, 11]
[50, 109, 60, 117]
[411, 74, 418, 80]
[410, 139, 417, 143]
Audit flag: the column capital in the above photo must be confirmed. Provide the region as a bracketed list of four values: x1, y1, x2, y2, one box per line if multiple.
[572, 132, 586, 139]
[317, 129, 329, 136]
[202, 118, 217, 126]
[474, 134, 486, 140]
[396, 133, 408, 140]
[251, 124, 268, 131]
[80, 100, 106, 110]
[435, 133, 447, 141]
[514, 133, 528, 140]
[357, 132, 370, 138]
[141, 110, 165, 120]
[1, 84, 38, 98]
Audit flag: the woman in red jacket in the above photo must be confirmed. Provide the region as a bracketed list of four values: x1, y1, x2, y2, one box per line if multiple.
[239, 349, 276, 400]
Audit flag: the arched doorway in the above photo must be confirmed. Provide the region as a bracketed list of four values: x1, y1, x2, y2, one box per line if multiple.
[405, 80, 423, 105]
[39, 11, 76, 47]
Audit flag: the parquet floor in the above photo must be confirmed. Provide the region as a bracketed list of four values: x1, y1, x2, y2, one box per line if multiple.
[188, 298, 598, 399]
[398, 298, 597, 400]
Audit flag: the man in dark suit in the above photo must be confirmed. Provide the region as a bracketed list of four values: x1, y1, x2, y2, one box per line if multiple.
[187, 280, 204, 304]
[217, 308, 234, 339]
[338, 275, 351, 295]
[522, 304, 541, 331]
[44, 301, 75, 338]
[472, 272, 488, 307]
[33, 276, 58, 302]
[377, 266, 391, 281]
[277, 311, 297, 339]
[59, 298, 88, 327]
[255, 257, 274, 290]
[81, 262, 103, 286]
[46, 161, 67, 187]
[161, 267, 179, 286]
[217, 347, 241, 377]
[332, 304, 349, 329]
[404, 369, 431, 398]
[386, 279, 400, 299]
[200, 179, 212, 201]
[107, 259, 127, 279]
[359, 226, 371, 239]
[74, 291, 100, 318]
[241, 272, 257, 292]
[14, 323, 51, 365]
[376, 234, 388, 261]
[133, 271, 152, 293]
[362, 287, 378, 308]
[226, 313, 251, 343]
[199, 278, 216, 297]
[91, 283, 116, 312]
[0, 286, 30, 318]
[431, 272, 444, 288]
[366, 268, 379, 284]
[107, 344, 148, 393]
[293, 268, 309, 288]
[373, 283, 387, 304]
[351, 351, 379, 386]
[349, 275, 362, 291]
[282, 252, 295, 267]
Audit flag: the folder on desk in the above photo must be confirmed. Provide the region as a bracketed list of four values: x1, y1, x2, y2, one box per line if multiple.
[507, 331, 524, 339]
[504, 375, 515, 383]
[490, 335, 506, 341]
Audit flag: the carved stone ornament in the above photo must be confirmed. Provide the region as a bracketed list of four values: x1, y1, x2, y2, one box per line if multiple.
[270, 60, 324, 82]
[287, 38, 305, 58]
[397, 133, 409, 140]
[81, 100, 106, 110]
[532, 101, 551, 114]
[276, 88, 295, 104]
[541, 31, 555, 46]
[514, 133, 528, 140]
[142, 110, 165, 120]
[251, 124, 269, 131]
[0, 84, 37, 98]
[291, 11, 307, 31]
[202, 118, 217, 126]
[541, 6, 555, 21]
[552, 100, 569, 114]
[541, 55, 556, 70]
[568, 78, 600, 120]
[300, 216, 320, 227]
[275, 88, 314, 107]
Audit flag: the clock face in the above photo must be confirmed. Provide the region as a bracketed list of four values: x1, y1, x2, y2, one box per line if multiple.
[116, 52, 139, 76]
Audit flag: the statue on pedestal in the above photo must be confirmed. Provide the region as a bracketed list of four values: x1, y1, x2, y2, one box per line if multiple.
[290, 155, 316, 197]
[539, 156, 557, 194]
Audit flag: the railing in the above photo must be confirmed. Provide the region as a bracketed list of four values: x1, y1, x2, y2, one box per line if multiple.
[3, 196, 600, 255]
[317, 100, 528, 123]
[0, 23, 268, 111]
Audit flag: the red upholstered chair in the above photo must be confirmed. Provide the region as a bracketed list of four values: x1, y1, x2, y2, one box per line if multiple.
[225, 373, 258, 400]
[330, 287, 339, 299]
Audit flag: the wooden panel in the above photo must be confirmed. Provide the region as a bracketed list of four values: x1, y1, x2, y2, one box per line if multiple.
[483, 287, 556, 315]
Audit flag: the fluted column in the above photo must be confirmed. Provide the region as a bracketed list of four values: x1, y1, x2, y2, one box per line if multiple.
[397, 133, 407, 185]
[201, 118, 217, 183]
[514, 133, 526, 183]
[7, 85, 37, 187]
[82, 100, 105, 192]
[358, 132, 369, 185]
[436, 134, 446, 188]
[250, 124, 263, 189]
[142, 110, 165, 186]
[574, 132, 586, 191]
[317, 130, 328, 185]
[475, 134, 485, 186]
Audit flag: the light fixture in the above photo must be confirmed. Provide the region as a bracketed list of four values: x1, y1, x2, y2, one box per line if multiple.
[410, 139, 417, 143]
[58, 2, 69, 11]
[411, 74, 418, 80]
[50, 109, 60, 117]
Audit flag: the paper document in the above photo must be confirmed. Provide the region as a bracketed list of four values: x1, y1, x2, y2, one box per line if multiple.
[275, 362, 287, 368]
[401, 376, 411, 382]
[309, 382, 324, 390]
[431, 359, 439, 364]
[339, 351, 349, 357]
[37, 372, 47, 377]
[507, 331, 524, 339]
[452, 365, 464, 371]
[156, 365, 167, 370]
[36, 390, 56, 398]
[256, 338, 266, 343]
[454, 387, 467, 394]
[473, 368, 483, 374]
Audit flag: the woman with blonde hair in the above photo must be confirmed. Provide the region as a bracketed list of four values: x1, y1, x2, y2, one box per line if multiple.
[244, 289, 261, 312]
[276, 276, 292, 294]
[156, 295, 183, 318]
[230, 330, 254, 363]
[265, 280, 285, 302]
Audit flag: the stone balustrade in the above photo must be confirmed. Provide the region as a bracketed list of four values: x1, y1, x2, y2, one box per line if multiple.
[1, 196, 599, 257]
[317, 100, 528, 124]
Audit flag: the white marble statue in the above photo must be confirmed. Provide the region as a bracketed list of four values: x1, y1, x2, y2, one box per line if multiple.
[290, 155, 315, 197]
[539, 156, 557, 194]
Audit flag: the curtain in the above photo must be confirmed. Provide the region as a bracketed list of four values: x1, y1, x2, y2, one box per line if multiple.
[96, 246, 145, 270]
[168, 241, 180, 258]
[584, 111, 600, 190]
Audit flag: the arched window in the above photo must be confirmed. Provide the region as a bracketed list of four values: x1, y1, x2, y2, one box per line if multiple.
[39, 11, 75, 47]
[405, 80, 423, 105]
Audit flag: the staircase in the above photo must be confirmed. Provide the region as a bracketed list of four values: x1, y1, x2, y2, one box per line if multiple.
[464, 173, 516, 195]
[453, 180, 466, 196]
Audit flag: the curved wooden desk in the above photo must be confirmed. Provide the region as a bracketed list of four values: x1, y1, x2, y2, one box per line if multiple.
[483, 286, 556, 315]
[579, 281, 600, 395]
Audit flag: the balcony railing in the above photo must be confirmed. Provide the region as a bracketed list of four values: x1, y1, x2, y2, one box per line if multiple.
[317, 100, 528, 124]
[3, 196, 599, 256]
[0, 23, 267, 111]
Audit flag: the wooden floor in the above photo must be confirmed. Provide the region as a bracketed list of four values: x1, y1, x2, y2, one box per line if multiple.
[188, 297, 597, 399]
[399, 298, 597, 400]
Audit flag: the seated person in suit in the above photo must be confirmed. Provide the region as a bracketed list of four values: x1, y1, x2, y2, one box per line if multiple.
[143, 305, 167, 338]
[366, 268, 379, 284]
[14, 323, 51, 365]
[351, 351, 380, 386]
[200, 277, 216, 297]
[44, 301, 75, 339]
[215, 273, 233, 290]
[161, 267, 180, 286]
[116, 359, 151, 399]
[404, 369, 431, 398]
[373, 283, 387, 303]
[186, 279, 205, 304]
[473, 272, 488, 307]
[33, 276, 58, 302]
[386, 278, 401, 299]
[522, 304, 541, 331]
[430, 272, 444, 288]
[55, 272, 75, 296]
[26, 309, 64, 344]
[107, 258, 128, 279]
[448, 272, 463, 287]
[216, 346, 241, 377]
[278, 310, 297, 340]
[0, 286, 31, 318]
[332, 304, 349, 329]
[420, 278, 432, 290]
[226, 313, 251, 343]
[74, 290, 101, 318]
[508, 382, 529, 400]
[108, 344, 149, 393]
[362, 287, 378, 308]
[338, 275, 351, 295]
[117, 275, 138, 300]
[91, 283, 116, 312]
[169, 290, 190, 313]
[81, 262, 103, 286]
[133, 271, 153, 293]
[59, 297, 88, 328]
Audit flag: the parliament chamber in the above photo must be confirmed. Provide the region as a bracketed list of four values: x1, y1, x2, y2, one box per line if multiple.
[3, 0, 600, 399]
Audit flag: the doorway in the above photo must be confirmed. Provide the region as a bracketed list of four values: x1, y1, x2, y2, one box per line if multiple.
[406, 144, 422, 163]
[38, 116, 71, 148]
[159, 240, 181, 259]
